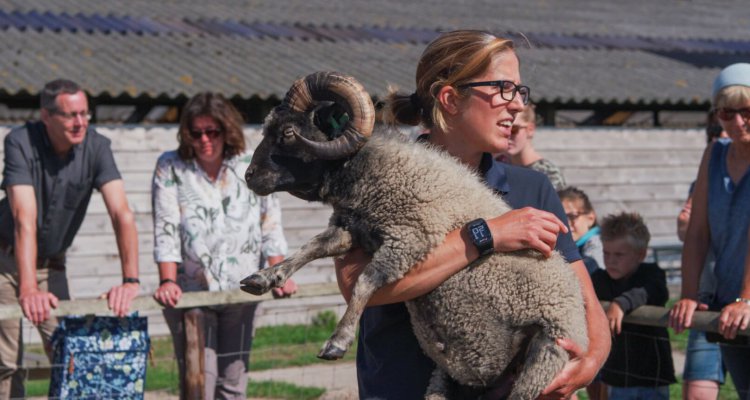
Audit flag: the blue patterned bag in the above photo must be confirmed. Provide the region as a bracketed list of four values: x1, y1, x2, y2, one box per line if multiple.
[48, 315, 150, 399]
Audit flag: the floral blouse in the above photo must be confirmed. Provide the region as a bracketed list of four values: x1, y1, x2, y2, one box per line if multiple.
[151, 150, 288, 292]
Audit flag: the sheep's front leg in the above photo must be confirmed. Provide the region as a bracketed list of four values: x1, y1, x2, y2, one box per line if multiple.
[318, 261, 391, 360]
[240, 226, 353, 295]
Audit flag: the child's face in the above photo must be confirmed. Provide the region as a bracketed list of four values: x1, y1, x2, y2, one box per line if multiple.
[561, 199, 596, 241]
[602, 237, 647, 280]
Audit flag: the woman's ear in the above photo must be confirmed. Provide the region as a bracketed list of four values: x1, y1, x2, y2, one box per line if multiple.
[436, 85, 461, 115]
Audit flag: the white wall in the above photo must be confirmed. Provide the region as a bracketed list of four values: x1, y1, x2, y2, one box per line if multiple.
[0, 125, 705, 338]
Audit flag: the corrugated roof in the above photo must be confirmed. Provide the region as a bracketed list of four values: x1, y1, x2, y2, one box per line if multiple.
[0, 1, 747, 107]
[4, 0, 749, 39]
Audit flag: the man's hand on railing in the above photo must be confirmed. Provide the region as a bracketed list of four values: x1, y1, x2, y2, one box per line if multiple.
[107, 283, 139, 317]
[18, 288, 58, 325]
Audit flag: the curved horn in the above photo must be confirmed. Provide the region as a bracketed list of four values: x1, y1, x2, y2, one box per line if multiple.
[283, 72, 375, 159]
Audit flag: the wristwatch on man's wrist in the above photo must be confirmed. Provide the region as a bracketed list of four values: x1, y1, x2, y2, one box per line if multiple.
[466, 218, 494, 257]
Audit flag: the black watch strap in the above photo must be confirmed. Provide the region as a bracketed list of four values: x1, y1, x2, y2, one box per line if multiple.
[123, 277, 140, 285]
[466, 218, 494, 257]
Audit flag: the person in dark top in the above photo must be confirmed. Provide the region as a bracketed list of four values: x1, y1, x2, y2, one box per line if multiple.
[593, 212, 676, 400]
[0, 79, 140, 398]
[334, 30, 610, 400]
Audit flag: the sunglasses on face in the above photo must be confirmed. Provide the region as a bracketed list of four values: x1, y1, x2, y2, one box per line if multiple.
[189, 128, 223, 140]
[458, 80, 531, 105]
[716, 107, 750, 122]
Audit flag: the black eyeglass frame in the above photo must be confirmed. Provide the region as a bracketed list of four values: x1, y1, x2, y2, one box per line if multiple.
[458, 80, 531, 105]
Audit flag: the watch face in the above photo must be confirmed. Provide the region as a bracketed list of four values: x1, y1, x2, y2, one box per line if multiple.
[471, 223, 491, 243]
[469, 219, 494, 255]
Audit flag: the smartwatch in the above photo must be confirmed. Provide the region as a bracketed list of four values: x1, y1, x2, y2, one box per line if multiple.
[466, 218, 494, 257]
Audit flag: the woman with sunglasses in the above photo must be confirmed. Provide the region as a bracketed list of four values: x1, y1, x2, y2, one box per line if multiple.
[335, 30, 610, 400]
[670, 63, 750, 399]
[151, 92, 297, 399]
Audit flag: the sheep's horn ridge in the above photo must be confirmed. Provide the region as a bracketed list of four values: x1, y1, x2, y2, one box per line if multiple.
[283, 71, 374, 159]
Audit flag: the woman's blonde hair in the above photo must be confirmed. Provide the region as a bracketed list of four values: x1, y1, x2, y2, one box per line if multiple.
[384, 30, 516, 132]
[714, 85, 750, 110]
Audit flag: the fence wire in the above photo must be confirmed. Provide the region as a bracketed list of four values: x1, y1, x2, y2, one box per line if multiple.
[4, 291, 750, 400]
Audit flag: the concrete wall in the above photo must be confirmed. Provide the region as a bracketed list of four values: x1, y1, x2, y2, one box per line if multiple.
[0, 125, 705, 339]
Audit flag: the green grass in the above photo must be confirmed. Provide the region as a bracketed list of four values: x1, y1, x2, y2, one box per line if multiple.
[25, 310, 350, 398]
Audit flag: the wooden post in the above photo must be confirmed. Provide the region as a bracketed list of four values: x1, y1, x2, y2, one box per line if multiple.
[184, 308, 206, 399]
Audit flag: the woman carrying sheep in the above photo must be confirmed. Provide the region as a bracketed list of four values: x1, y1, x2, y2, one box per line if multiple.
[335, 29, 610, 399]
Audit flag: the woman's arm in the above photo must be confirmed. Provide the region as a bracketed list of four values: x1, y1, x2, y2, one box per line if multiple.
[670, 144, 713, 333]
[716, 227, 750, 339]
[676, 195, 692, 242]
[335, 206, 568, 304]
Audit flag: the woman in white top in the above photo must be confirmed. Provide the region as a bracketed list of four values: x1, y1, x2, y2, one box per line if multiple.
[151, 92, 296, 399]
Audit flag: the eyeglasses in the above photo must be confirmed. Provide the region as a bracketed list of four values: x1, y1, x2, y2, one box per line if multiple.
[716, 107, 750, 122]
[189, 128, 223, 140]
[458, 80, 531, 105]
[51, 110, 92, 121]
[565, 213, 582, 222]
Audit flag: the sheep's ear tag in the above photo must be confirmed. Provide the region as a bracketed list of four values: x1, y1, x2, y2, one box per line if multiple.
[326, 113, 350, 138]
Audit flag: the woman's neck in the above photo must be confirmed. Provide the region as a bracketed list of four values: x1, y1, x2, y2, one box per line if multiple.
[197, 158, 223, 181]
[427, 129, 483, 170]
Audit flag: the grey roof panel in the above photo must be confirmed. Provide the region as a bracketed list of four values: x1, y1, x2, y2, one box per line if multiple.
[0, 1, 747, 108]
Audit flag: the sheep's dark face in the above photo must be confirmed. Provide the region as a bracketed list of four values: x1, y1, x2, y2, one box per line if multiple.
[245, 107, 335, 201]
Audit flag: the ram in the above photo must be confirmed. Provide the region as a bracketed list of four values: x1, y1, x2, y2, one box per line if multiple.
[241, 71, 587, 400]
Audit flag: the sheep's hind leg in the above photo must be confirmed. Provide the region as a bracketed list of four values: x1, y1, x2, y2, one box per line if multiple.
[318, 265, 390, 360]
[507, 330, 567, 400]
[424, 368, 452, 400]
[240, 226, 353, 295]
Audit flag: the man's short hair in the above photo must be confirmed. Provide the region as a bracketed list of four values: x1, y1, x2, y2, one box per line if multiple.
[600, 212, 651, 251]
[40, 79, 83, 111]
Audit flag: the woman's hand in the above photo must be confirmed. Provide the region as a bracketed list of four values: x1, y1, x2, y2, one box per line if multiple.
[153, 281, 182, 308]
[488, 207, 568, 258]
[272, 278, 298, 298]
[669, 298, 705, 334]
[719, 301, 750, 339]
[539, 338, 596, 399]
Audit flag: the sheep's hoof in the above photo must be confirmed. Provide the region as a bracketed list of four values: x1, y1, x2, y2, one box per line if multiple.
[240, 273, 271, 296]
[317, 341, 347, 360]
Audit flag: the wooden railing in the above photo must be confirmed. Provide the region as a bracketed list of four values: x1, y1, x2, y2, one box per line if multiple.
[1, 281, 746, 337]
[0, 282, 341, 321]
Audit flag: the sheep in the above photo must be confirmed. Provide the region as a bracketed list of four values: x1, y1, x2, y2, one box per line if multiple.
[241, 71, 588, 400]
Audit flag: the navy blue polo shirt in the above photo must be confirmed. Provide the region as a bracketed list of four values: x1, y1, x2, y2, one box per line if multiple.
[356, 152, 581, 400]
[0, 121, 121, 258]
